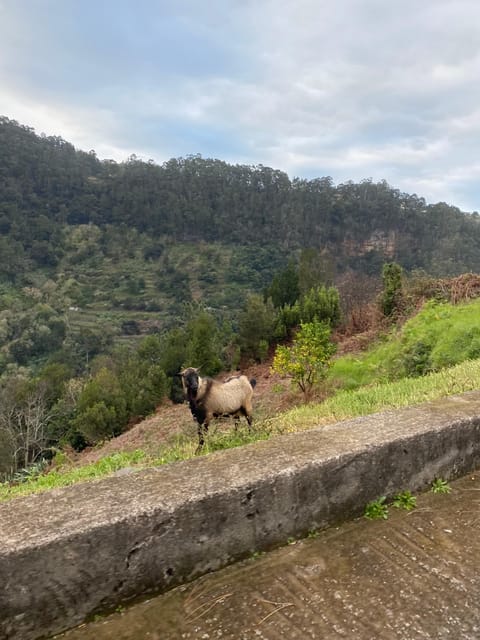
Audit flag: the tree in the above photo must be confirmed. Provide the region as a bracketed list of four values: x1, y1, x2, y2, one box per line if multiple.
[115, 348, 168, 417]
[299, 286, 341, 326]
[265, 260, 300, 308]
[298, 248, 335, 294]
[274, 301, 301, 340]
[137, 330, 188, 404]
[184, 310, 222, 375]
[72, 324, 116, 372]
[238, 294, 277, 362]
[380, 262, 404, 317]
[0, 377, 55, 478]
[72, 368, 127, 444]
[272, 321, 337, 397]
[336, 271, 380, 329]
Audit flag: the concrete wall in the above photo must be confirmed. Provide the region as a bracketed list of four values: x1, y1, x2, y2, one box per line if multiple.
[2, 391, 480, 640]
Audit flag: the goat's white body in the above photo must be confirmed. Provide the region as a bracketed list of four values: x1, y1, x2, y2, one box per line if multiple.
[196, 375, 254, 416]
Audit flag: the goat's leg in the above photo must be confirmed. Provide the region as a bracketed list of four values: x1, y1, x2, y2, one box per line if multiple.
[233, 412, 240, 432]
[240, 407, 253, 431]
[195, 424, 205, 454]
[195, 421, 209, 455]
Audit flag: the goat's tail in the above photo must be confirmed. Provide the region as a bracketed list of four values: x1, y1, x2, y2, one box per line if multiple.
[250, 378, 257, 389]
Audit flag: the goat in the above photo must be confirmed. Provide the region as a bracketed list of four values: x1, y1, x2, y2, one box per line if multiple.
[179, 367, 256, 452]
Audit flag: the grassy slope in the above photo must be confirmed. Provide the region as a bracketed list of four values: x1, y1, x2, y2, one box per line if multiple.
[329, 298, 480, 390]
[3, 353, 480, 501]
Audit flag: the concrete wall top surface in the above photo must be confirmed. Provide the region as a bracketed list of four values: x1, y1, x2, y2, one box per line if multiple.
[3, 391, 480, 550]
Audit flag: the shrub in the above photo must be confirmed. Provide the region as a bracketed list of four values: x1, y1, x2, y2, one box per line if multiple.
[272, 321, 337, 396]
[238, 294, 277, 362]
[299, 285, 341, 326]
[72, 368, 127, 444]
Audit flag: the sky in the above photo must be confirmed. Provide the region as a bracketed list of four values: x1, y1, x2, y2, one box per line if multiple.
[1, 0, 480, 212]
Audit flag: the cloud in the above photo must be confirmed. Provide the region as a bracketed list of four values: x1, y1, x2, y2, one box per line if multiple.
[1, 1, 480, 210]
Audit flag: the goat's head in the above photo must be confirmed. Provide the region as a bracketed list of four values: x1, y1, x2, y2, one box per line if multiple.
[179, 367, 200, 398]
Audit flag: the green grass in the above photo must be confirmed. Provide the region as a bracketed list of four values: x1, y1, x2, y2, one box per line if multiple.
[0, 451, 147, 501]
[265, 357, 480, 433]
[2, 357, 480, 502]
[329, 299, 480, 390]
[0, 429, 269, 502]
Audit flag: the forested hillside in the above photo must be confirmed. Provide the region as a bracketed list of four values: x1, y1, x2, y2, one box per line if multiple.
[1, 115, 480, 480]
[2, 115, 480, 345]
[2, 115, 480, 285]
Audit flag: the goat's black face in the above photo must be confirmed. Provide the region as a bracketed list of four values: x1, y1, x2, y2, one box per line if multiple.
[182, 368, 199, 397]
